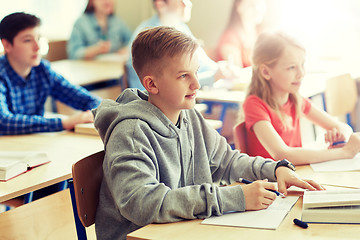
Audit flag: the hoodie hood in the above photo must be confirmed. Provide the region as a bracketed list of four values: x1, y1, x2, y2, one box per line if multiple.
[92, 88, 179, 145]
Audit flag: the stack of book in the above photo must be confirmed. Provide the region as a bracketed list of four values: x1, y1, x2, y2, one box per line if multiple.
[302, 189, 360, 224]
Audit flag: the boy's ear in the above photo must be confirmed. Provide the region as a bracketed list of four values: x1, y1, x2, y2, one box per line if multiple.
[259, 64, 271, 80]
[1, 39, 12, 53]
[143, 75, 159, 94]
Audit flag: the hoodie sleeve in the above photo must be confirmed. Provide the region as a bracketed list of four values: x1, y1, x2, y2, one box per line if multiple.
[201, 116, 277, 185]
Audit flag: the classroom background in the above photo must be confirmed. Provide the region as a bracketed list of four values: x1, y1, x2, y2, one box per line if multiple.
[1, 1, 360, 239]
[2, 0, 360, 142]
[1, 0, 360, 68]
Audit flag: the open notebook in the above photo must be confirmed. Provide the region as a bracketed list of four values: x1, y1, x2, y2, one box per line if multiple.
[201, 196, 299, 230]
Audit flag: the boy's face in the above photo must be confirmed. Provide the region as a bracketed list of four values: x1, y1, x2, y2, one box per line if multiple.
[2, 26, 42, 69]
[149, 51, 200, 123]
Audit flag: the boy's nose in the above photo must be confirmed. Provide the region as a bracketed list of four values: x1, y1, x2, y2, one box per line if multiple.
[192, 77, 201, 90]
[34, 41, 40, 51]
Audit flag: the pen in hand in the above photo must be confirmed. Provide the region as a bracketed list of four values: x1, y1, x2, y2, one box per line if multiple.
[331, 140, 346, 146]
[239, 178, 286, 198]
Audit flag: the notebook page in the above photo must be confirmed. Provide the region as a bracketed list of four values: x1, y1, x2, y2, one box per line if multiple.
[201, 196, 299, 230]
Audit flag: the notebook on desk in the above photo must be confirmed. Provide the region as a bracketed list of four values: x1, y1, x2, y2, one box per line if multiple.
[74, 123, 99, 136]
[201, 196, 299, 230]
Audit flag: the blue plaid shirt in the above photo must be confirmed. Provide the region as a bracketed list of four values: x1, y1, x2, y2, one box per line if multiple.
[0, 55, 101, 135]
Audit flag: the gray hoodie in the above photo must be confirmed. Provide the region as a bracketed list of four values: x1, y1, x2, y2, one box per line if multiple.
[93, 88, 277, 240]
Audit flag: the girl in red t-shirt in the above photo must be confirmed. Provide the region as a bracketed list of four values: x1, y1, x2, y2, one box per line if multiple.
[241, 31, 360, 165]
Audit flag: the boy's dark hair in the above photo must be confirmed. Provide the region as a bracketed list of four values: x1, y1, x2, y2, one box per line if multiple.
[0, 12, 41, 44]
[132, 26, 198, 81]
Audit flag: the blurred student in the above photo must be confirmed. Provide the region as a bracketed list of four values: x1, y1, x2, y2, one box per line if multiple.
[216, 0, 266, 68]
[241, 31, 360, 165]
[67, 0, 131, 60]
[0, 12, 101, 135]
[125, 0, 225, 90]
[93, 26, 324, 240]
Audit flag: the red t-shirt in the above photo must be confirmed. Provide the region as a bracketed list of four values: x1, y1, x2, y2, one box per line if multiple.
[243, 95, 312, 160]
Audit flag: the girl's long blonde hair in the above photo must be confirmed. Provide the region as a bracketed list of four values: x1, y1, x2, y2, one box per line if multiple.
[247, 31, 305, 125]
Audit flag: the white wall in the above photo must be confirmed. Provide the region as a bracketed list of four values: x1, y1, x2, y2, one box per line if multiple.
[0, 0, 87, 40]
[115, 0, 233, 50]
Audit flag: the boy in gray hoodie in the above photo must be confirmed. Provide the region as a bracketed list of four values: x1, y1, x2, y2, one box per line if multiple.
[93, 26, 323, 240]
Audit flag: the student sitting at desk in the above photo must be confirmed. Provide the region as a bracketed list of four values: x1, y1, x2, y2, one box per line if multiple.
[125, 0, 230, 90]
[93, 26, 323, 240]
[0, 12, 101, 135]
[67, 0, 131, 60]
[241, 31, 360, 165]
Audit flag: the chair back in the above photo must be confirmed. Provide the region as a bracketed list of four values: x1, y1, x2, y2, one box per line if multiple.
[233, 122, 247, 153]
[45, 40, 68, 61]
[72, 150, 105, 227]
[325, 73, 357, 117]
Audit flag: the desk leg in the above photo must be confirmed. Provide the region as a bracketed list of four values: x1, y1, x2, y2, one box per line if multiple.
[200, 101, 239, 134]
[58, 180, 68, 191]
[24, 192, 34, 204]
[202, 101, 214, 115]
[68, 179, 88, 240]
[217, 102, 239, 134]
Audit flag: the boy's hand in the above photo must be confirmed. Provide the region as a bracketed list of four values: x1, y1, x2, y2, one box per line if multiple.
[275, 167, 325, 196]
[62, 110, 94, 130]
[241, 179, 277, 210]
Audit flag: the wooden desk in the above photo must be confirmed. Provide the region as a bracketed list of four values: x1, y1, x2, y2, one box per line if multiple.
[51, 59, 124, 87]
[197, 89, 246, 104]
[0, 131, 103, 202]
[127, 165, 360, 240]
[51, 59, 125, 115]
[196, 89, 245, 133]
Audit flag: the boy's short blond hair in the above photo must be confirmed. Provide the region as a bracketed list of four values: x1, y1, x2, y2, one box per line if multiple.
[132, 26, 198, 82]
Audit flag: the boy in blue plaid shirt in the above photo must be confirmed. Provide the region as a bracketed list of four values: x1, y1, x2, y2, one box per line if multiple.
[0, 12, 101, 135]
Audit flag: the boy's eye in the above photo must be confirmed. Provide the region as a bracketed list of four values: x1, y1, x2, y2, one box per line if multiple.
[180, 74, 187, 78]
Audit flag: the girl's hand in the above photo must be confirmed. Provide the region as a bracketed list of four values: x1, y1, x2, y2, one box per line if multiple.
[325, 128, 346, 147]
[241, 179, 277, 210]
[341, 133, 360, 157]
[97, 41, 111, 54]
